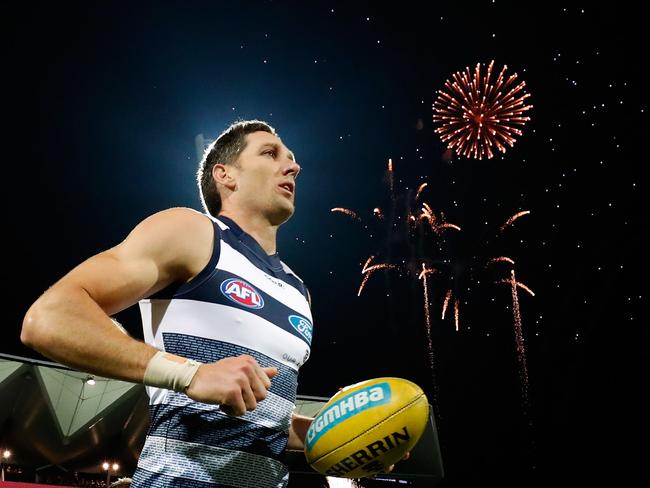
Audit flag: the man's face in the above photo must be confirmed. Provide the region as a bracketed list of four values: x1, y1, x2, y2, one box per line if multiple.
[229, 131, 301, 225]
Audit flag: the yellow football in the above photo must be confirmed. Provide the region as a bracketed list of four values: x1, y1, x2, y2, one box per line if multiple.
[304, 377, 429, 478]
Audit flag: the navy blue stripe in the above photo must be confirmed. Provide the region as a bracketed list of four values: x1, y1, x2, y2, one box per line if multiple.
[162, 334, 298, 402]
[174, 219, 222, 296]
[216, 220, 309, 302]
[275, 268, 308, 299]
[218, 217, 284, 273]
[148, 403, 289, 459]
[150, 219, 221, 300]
[132, 467, 240, 488]
[171, 268, 312, 346]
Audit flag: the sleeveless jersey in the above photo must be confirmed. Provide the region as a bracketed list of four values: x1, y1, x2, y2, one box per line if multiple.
[131, 214, 313, 488]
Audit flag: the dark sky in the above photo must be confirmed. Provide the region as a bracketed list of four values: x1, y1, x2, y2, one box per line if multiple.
[4, 1, 648, 486]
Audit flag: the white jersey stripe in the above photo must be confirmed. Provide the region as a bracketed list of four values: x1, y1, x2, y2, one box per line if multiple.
[217, 240, 312, 318]
[138, 435, 289, 488]
[139, 299, 306, 371]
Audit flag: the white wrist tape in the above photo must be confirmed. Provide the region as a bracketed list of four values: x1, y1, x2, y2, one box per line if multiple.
[143, 351, 202, 393]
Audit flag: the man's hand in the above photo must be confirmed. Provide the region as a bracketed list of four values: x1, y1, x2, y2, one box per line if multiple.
[185, 354, 277, 415]
[287, 414, 314, 451]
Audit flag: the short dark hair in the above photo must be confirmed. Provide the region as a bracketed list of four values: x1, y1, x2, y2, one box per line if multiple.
[197, 119, 277, 217]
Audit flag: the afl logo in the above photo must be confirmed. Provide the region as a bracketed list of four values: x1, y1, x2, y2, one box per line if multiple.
[288, 315, 313, 344]
[220, 278, 264, 309]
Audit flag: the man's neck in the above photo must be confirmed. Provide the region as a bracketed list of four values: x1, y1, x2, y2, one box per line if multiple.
[218, 209, 278, 255]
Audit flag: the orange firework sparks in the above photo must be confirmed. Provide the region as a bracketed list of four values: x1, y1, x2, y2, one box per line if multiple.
[357, 260, 399, 296]
[495, 278, 535, 297]
[419, 264, 433, 330]
[363, 263, 398, 274]
[373, 207, 384, 220]
[415, 182, 428, 201]
[331, 207, 361, 221]
[387, 158, 394, 197]
[441, 289, 452, 319]
[508, 269, 530, 409]
[418, 264, 437, 280]
[357, 273, 372, 297]
[432, 60, 533, 160]
[361, 255, 375, 273]
[500, 210, 531, 232]
[515, 281, 535, 297]
[438, 222, 462, 232]
[418, 204, 461, 234]
[488, 256, 516, 266]
[454, 298, 460, 331]
[419, 263, 440, 413]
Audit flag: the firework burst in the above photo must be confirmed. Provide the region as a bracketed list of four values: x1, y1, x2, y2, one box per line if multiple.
[432, 60, 533, 159]
[332, 158, 537, 431]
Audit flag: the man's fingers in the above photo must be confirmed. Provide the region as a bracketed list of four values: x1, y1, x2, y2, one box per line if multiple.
[249, 368, 270, 401]
[223, 391, 247, 416]
[254, 365, 273, 390]
[263, 366, 279, 379]
[241, 382, 258, 411]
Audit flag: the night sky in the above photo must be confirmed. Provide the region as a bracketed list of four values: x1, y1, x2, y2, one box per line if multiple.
[4, 1, 648, 486]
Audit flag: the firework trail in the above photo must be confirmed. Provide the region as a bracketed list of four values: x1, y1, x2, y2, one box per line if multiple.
[357, 256, 399, 296]
[331, 207, 361, 221]
[432, 60, 533, 159]
[495, 278, 535, 297]
[440, 289, 461, 331]
[419, 263, 441, 416]
[500, 210, 531, 232]
[418, 264, 437, 351]
[387, 158, 395, 199]
[506, 269, 530, 409]
[415, 182, 428, 201]
[331, 156, 473, 423]
[488, 256, 516, 266]
[361, 256, 375, 273]
[441, 289, 452, 319]
[438, 222, 462, 232]
[417, 204, 462, 235]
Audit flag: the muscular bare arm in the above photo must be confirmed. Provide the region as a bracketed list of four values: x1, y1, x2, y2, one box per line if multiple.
[21, 207, 211, 383]
[22, 207, 277, 413]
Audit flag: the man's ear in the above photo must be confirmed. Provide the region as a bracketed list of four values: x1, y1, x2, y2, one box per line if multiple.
[213, 163, 237, 191]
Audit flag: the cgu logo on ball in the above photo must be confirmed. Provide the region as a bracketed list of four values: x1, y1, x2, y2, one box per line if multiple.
[288, 315, 313, 344]
[220, 278, 264, 309]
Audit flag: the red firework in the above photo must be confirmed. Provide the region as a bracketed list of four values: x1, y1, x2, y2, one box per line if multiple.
[432, 60, 533, 160]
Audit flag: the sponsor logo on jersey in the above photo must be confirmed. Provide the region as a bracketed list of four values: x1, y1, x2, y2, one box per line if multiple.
[306, 382, 391, 449]
[282, 348, 311, 368]
[263, 273, 284, 288]
[288, 315, 313, 343]
[220, 278, 264, 309]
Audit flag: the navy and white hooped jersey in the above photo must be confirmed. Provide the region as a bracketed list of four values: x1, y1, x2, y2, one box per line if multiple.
[131, 214, 313, 488]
